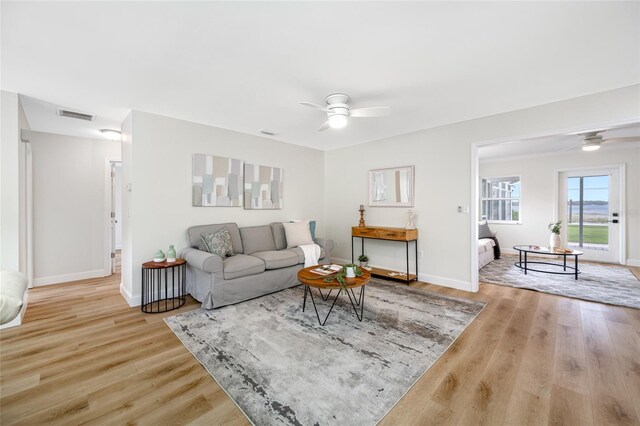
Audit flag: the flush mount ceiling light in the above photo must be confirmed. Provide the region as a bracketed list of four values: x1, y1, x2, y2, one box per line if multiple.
[299, 93, 390, 132]
[100, 129, 121, 140]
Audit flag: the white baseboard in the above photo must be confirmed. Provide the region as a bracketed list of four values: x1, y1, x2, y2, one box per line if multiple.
[331, 257, 473, 292]
[119, 282, 141, 307]
[627, 259, 640, 267]
[417, 273, 473, 292]
[33, 269, 107, 286]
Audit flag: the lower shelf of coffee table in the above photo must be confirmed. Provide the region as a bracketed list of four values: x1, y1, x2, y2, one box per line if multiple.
[368, 266, 417, 283]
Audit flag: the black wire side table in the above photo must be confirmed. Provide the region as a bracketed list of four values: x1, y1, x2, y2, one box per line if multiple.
[141, 258, 186, 313]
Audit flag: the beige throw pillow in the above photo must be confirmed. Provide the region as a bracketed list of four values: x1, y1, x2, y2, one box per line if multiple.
[282, 221, 313, 248]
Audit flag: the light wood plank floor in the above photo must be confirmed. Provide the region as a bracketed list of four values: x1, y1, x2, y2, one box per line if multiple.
[1, 270, 639, 425]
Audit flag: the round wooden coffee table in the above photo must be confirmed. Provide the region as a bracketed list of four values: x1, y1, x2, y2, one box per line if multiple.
[297, 265, 371, 326]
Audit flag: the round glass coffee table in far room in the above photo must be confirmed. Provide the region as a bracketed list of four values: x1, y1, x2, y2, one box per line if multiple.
[513, 245, 583, 280]
[297, 265, 371, 326]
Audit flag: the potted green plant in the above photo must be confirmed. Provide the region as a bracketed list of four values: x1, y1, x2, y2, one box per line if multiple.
[548, 220, 562, 249]
[317, 264, 363, 293]
[358, 254, 369, 267]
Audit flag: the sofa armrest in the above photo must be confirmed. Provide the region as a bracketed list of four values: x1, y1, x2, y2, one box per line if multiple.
[182, 248, 223, 273]
[315, 238, 335, 259]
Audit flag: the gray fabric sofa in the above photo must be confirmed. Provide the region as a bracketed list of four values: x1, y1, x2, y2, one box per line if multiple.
[182, 222, 334, 309]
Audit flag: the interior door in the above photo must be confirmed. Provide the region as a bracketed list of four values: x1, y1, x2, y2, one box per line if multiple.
[110, 162, 117, 274]
[114, 163, 122, 250]
[558, 167, 621, 263]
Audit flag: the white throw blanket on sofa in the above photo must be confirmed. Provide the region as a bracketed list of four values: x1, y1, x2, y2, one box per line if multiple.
[299, 244, 322, 267]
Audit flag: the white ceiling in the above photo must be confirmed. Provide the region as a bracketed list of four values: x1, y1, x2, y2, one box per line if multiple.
[479, 123, 640, 160]
[2, 2, 639, 150]
[19, 95, 122, 141]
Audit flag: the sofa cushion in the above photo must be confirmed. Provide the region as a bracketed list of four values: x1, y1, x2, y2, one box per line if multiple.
[287, 246, 326, 264]
[251, 250, 299, 270]
[270, 222, 287, 250]
[282, 222, 313, 248]
[200, 227, 234, 258]
[478, 221, 494, 239]
[188, 223, 243, 254]
[240, 225, 276, 255]
[223, 254, 265, 280]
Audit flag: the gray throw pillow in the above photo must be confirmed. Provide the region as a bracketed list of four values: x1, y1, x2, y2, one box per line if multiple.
[478, 221, 493, 239]
[201, 227, 235, 258]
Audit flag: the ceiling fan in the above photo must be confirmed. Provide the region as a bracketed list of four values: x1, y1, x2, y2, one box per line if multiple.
[579, 130, 640, 151]
[299, 93, 390, 132]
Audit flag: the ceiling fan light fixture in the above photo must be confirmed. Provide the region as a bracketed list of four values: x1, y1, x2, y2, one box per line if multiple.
[582, 140, 601, 151]
[328, 114, 348, 129]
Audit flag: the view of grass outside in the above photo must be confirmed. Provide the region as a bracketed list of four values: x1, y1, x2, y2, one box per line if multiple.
[567, 224, 608, 245]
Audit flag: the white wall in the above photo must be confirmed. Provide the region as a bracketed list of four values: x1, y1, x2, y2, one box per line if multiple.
[120, 111, 325, 306]
[480, 145, 640, 265]
[30, 131, 121, 285]
[120, 113, 134, 302]
[1, 91, 30, 272]
[324, 85, 640, 292]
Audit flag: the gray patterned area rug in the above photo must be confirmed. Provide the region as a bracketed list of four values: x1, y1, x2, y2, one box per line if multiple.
[165, 279, 485, 425]
[480, 255, 640, 309]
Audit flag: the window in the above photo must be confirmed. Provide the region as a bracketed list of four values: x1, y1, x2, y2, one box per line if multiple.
[481, 176, 521, 222]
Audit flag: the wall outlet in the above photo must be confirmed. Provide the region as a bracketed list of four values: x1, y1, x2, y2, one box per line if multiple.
[419, 250, 424, 259]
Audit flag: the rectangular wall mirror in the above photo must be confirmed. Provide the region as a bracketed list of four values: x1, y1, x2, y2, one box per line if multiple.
[369, 165, 414, 207]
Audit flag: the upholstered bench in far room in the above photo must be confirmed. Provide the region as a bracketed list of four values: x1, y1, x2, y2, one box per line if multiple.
[0, 271, 29, 329]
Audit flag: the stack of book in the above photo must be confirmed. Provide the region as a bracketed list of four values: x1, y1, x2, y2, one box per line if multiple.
[309, 264, 342, 276]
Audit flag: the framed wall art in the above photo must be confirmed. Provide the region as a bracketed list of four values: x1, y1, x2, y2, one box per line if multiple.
[244, 163, 283, 210]
[192, 154, 243, 207]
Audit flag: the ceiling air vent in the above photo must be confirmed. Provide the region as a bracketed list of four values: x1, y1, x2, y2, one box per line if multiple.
[58, 109, 95, 121]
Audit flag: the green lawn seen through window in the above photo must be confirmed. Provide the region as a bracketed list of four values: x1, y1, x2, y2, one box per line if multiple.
[567, 224, 608, 245]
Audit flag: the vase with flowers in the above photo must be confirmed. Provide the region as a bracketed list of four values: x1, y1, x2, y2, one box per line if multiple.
[548, 220, 562, 250]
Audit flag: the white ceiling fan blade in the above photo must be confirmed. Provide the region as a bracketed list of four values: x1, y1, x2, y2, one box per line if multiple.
[318, 121, 330, 132]
[604, 136, 640, 144]
[350, 106, 390, 118]
[557, 143, 580, 153]
[299, 102, 328, 112]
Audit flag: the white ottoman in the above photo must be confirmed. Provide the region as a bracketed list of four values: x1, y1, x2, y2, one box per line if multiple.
[0, 271, 28, 328]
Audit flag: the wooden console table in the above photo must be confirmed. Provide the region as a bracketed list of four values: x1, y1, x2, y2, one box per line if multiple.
[351, 226, 418, 284]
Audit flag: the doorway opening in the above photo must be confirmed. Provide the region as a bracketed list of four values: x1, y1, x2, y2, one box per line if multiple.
[109, 161, 123, 275]
[472, 121, 638, 291]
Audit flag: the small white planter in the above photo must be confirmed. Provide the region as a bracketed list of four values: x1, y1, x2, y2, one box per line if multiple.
[345, 266, 356, 278]
[549, 233, 561, 250]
